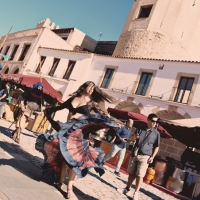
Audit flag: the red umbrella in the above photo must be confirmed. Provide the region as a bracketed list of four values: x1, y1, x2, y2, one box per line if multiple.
[0, 74, 62, 102]
[108, 108, 172, 138]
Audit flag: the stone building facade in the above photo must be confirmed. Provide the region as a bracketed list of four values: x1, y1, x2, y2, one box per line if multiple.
[113, 0, 200, 61]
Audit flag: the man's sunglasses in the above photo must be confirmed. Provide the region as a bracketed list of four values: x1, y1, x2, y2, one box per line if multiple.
[150, 119, 158, 123]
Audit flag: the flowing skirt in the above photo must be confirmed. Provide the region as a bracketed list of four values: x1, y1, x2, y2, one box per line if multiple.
[35, 113, 118, 182]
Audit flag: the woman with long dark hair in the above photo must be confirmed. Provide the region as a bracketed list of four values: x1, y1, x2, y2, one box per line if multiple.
[36, 81, 118, 199]
[45, 81, 115, 132]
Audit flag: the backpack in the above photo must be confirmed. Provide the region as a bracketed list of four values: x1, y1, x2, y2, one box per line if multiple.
[0, 89, 12, 102]
[0, 89, 4, 97]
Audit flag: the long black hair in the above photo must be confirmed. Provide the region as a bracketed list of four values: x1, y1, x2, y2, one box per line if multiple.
[69, 81, 116, 103]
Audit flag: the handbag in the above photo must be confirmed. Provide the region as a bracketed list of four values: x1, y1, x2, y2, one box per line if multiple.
[132, 146, 139, 157]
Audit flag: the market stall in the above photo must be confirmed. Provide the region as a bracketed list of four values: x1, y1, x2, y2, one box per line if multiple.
[105, 108, 200, 199]
[156, 118, 200, 199]
[97, 108, 171, 172]
[0, 74, 62, 133]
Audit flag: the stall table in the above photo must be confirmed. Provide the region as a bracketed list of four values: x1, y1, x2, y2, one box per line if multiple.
[7, 103, 49, 134]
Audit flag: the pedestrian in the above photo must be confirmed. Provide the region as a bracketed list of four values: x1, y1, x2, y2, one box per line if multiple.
[117, 113, 160, 200]
[36, 81, 119, 199]
[11, 82, 45, 143]
[102, 119, 133, 176]
[0, 82, 11, 119]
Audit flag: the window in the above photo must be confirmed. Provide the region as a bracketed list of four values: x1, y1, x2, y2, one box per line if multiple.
[135, 72, 152, 96]
[18, 44, 31, 61]
[100, 69, 115, 89]
[138, 5, 153, 18]
[63, 60, 76, 80]
[4, 68, 9, 74]
[10, 45, 19, 61]
[174, 77, 194, 104]
[48, 58, 60, 76]
[2, 46, 10, 60]
[62, 37, 68, 40]
[13, 68, 19, 74]
[35, 56, 46, 73]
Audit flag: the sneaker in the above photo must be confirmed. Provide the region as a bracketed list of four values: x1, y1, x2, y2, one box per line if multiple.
[117, 188, 129, 195]
[114, 171, 121, 176]
[101, 161, 105, 166]
[132, 192, 138, 200]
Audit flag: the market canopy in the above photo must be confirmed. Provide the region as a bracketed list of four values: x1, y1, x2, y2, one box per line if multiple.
[159, 118, 200, 149]
[0, 74, 62, 102]
[108, 108, 172, 138]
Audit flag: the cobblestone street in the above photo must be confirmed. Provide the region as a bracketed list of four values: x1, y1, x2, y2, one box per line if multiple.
[0, 119, 180, 200]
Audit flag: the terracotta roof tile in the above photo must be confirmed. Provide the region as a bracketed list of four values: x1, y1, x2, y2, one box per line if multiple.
[39, 47, 200, 63]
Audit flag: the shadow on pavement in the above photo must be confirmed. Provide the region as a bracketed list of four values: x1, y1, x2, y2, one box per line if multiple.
[116, 177, 163, 200]
[88, 171, 117, 190]
[0, 140, 43, 180]
[73, 187, 99, 200]
[0, 125, 36, 139]
[0, 126, 99, 200]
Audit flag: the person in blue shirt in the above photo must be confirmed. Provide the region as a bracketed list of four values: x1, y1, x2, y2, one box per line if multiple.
[0, 82, 11, 119]
[117, 113, 160, 200]
[102, 119, 134, 176]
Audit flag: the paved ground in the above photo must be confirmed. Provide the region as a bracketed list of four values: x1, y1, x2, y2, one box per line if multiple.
[0, 119, 180, 200]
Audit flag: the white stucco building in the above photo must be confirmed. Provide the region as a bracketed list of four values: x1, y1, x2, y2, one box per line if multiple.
[0, 18, 97, 75]
[113, 0, 200, 61]
[1, 0, 200, 160]
[24, 46, 200, 160]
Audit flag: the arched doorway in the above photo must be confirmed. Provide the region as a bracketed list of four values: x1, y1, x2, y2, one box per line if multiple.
[156, 110, 185, 120]
[4, 68, 9, 74]
[13, 68, 19, 74]
[115, 101, 141, 113]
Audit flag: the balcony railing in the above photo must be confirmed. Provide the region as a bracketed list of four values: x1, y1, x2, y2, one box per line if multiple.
[135, 83, 150, 96]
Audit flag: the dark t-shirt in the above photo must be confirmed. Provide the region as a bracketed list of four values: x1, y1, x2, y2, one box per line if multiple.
[0, 89, 9, 102]
[22, 90, 44, 111]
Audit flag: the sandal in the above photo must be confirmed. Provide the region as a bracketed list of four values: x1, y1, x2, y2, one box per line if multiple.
[12, 132, 16, 140]
[15, 138, 20, 144]
[55, 183, 62, 190]
[66, 189, 74, 199]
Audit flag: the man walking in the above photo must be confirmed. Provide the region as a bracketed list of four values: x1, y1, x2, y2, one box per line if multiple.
[117, 113, 160, 200]
[102, 119, 134, 176]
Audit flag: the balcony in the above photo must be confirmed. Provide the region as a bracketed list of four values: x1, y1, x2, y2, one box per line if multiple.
[26, 71, 69, 83]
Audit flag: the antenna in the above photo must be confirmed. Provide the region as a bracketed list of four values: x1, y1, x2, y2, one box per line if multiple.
[98, 32, 103, 41]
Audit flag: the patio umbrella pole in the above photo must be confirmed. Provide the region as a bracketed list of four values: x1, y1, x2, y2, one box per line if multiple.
[0, 26, 13, 50]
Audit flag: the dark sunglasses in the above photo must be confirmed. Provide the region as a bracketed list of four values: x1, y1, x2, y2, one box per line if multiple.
[150, 119, 158, 123]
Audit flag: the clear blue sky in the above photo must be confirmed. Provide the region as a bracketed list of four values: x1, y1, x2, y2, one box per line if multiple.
[0, 0, 134, 41]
